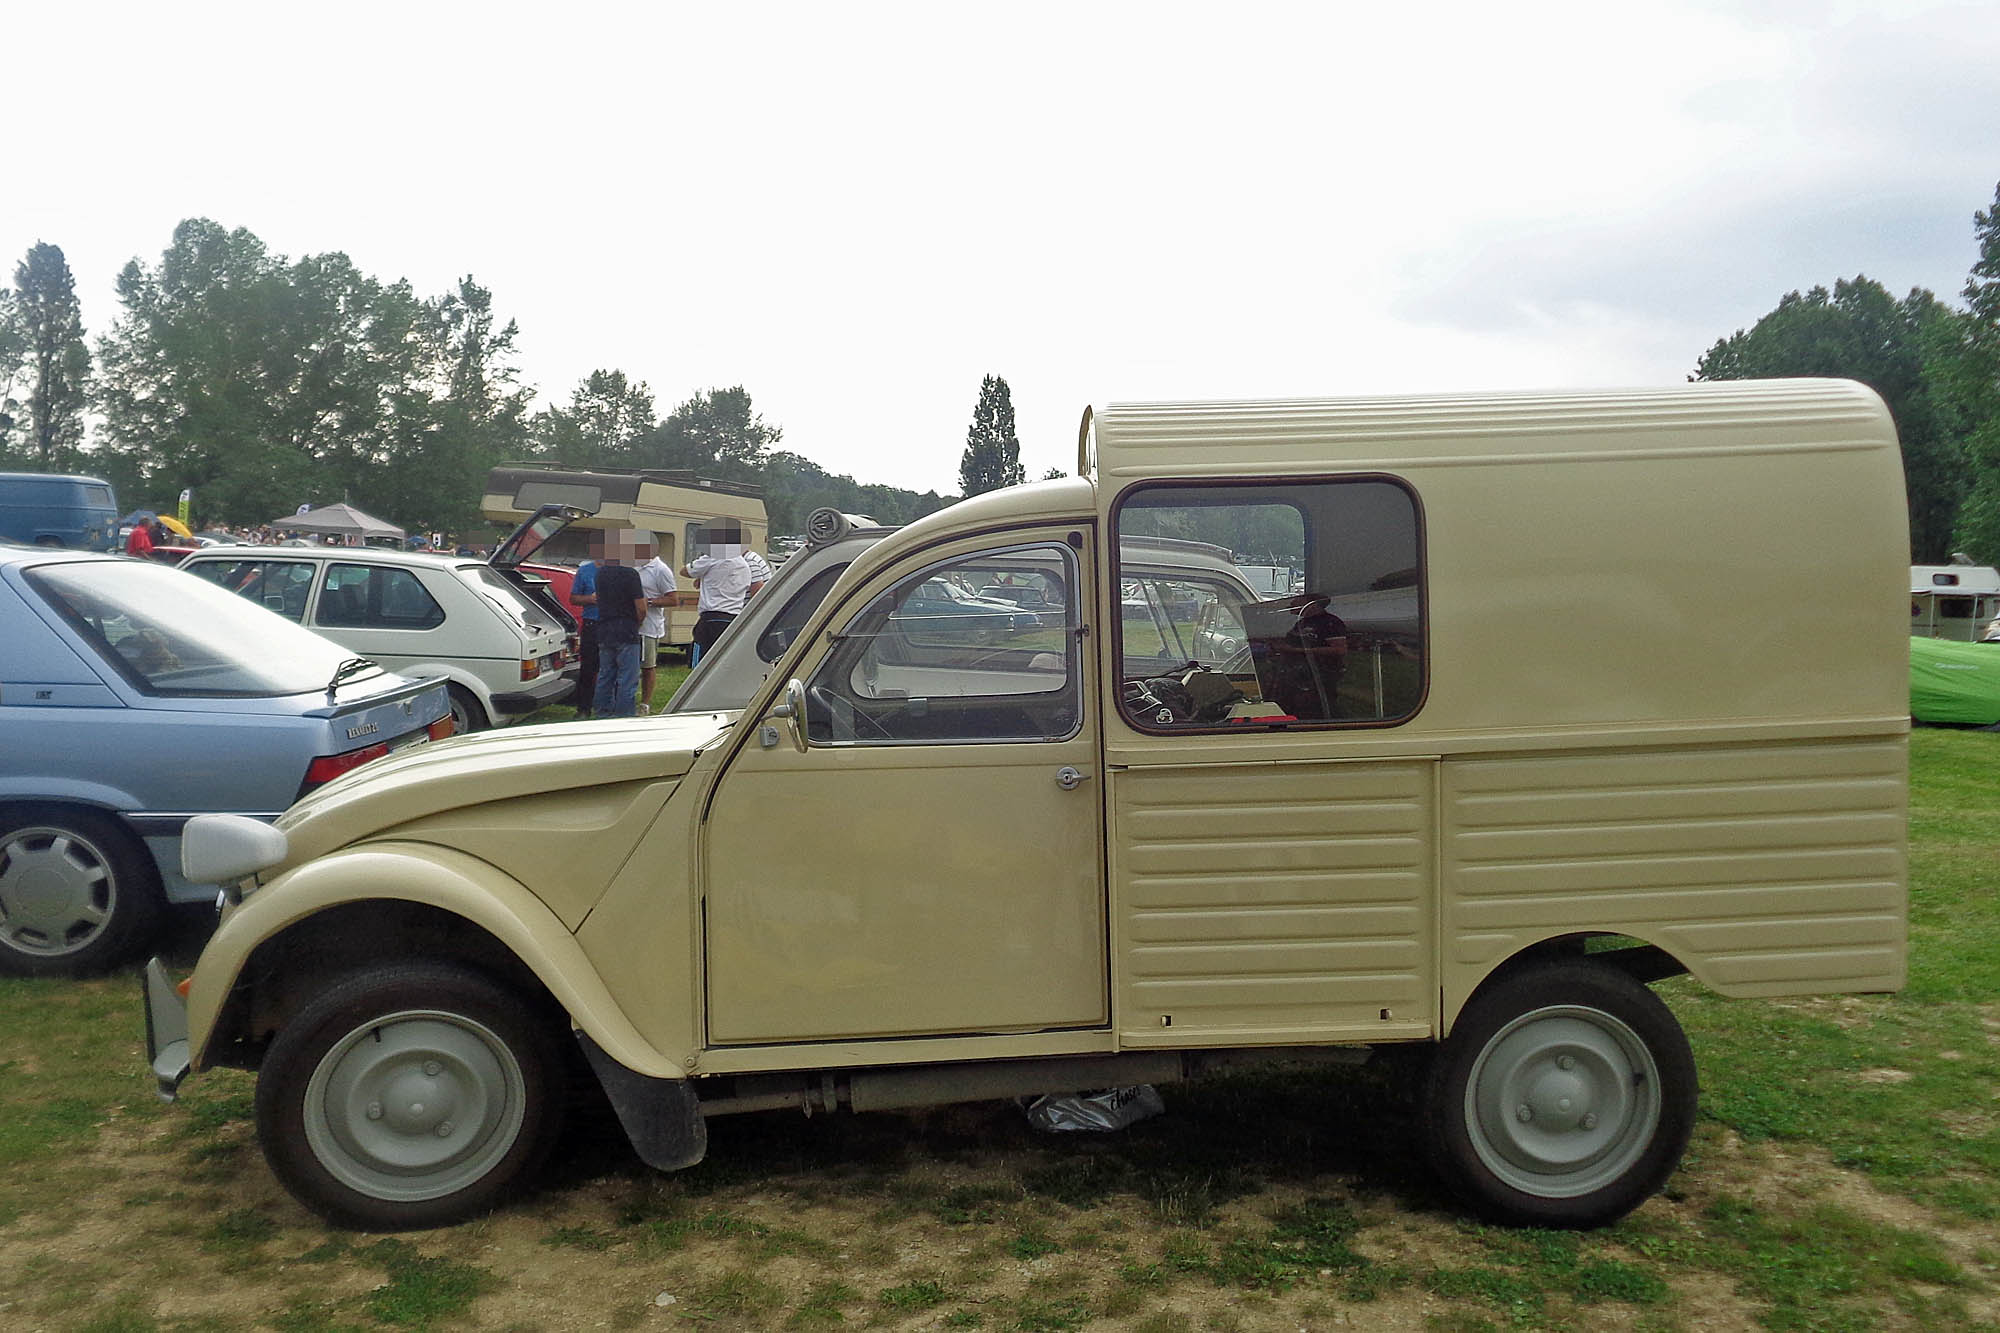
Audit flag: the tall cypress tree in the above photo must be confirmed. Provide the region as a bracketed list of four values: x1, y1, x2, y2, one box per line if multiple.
[13, 243, 90, 470]
[959, 373, 1025, 496]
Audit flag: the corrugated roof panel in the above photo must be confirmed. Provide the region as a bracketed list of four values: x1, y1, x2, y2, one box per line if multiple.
[1092, 379, 1892, 481]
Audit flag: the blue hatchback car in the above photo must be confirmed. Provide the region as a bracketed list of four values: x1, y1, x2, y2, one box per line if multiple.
[0, 545, 451, 975]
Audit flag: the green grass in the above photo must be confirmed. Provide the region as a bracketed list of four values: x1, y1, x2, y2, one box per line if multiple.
[519, 661, 691, 725]
[354, 1240, 499, 1329]
[6, 730, 2000, 1332]
[1668, 728, 2000, 1219]
[879, 1279, 949, 1309]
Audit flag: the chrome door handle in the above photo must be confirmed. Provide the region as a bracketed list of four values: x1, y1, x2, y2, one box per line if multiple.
[1055, 766, 1089, 790]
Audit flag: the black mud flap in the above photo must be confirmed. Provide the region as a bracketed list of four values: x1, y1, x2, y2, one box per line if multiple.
[576, 1031, 708, 1171]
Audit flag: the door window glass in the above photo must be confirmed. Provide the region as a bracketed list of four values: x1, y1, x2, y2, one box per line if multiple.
[805, 543, 1081, 744]
[319, 564, 445, 630]
[184, 558, 317, 622]
[1115, 480, 1423, 729]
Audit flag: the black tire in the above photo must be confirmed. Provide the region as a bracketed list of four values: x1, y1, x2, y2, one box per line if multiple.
[1420, 961, 1696, 1228]
[0, 804, 163, 976]
[255, 960, 566, 1230]
[446, 684, 486, 735]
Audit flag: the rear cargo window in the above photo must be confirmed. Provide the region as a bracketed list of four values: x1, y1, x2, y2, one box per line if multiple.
[1113, 478, 1423, 730]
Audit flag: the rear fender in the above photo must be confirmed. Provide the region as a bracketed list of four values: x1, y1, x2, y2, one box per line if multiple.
[186, 840, 682, 1079]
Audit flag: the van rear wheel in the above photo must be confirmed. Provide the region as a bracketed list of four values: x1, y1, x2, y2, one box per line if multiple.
[255, 961, 564, 1230]
[1421, 961, 1695, 1228]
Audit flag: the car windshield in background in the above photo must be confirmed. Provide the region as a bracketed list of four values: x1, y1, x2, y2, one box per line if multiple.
[25, 560, 386, 698]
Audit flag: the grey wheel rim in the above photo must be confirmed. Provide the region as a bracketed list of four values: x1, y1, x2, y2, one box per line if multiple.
[1463, 1004, 1662, 1200]
[0, 825, 118, 958]
[302, 1009, 528, 1204]
[449, 694, 477, 733]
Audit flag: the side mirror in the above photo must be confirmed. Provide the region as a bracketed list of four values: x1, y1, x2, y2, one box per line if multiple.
[764, 677, 809, 753]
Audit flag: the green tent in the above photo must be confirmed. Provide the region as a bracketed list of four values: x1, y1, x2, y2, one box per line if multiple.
[1910, 635, 2000, 725]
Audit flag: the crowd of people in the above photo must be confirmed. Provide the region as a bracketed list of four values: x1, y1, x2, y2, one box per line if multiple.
[571, 525, 769, 719]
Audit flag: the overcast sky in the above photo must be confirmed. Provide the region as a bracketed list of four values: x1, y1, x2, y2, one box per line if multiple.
[7, 1, 1995, 496]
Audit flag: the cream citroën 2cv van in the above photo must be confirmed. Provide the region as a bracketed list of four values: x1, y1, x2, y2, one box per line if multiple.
[148, 378, 1908, 1231]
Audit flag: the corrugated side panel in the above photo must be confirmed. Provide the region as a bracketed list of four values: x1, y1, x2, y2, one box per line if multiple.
[1442, 738, 1907, 1012]
[1113, 760, 1436, 1046]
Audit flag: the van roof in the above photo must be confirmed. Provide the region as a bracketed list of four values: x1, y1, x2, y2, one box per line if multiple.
[0, 471, 114, 486]
[1089, 379, 1894, 482]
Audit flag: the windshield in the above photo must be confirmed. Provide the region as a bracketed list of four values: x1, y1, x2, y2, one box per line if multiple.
[26, 559, 389, 697]
[757, 561, 852, 663]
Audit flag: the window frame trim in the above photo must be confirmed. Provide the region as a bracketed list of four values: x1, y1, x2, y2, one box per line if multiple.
[1107, 471, 1429, 736]
[805, 538, 1089, 749]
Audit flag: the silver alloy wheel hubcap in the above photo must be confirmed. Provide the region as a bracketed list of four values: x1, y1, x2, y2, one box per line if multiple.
[1464, 1004, 1662, 1199]
[303, 1009, 527, 1203]
[0, 826, 117, 957]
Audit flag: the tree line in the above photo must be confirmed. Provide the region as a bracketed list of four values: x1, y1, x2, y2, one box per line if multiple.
[7, 185, 1997, 556]
[1694, 180, 2000, 564]
[0, 219, 964, 538]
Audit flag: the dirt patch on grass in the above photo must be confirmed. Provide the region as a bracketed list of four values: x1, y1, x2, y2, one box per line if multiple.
[4, 1095, 1998, 1331]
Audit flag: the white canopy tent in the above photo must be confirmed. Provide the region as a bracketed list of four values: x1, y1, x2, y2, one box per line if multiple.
[270, 503, 405, 542]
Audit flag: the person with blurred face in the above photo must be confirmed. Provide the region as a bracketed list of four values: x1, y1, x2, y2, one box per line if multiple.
[633, 532, 677, 713]
[682, 522, 761, 660]
[590, 531, 649, 718]
[568, 529, 605, 718]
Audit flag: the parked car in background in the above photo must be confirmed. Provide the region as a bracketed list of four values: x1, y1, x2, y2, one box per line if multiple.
[668, 512, 1261, 715]
[180, 545, 575, 734]
[0, 472, 118, 550]
[0, 546, 451, 975]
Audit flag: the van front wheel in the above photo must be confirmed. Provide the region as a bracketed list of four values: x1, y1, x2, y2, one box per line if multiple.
[255, 961, 565, 1230]
[1421, 961, 1695, 1228]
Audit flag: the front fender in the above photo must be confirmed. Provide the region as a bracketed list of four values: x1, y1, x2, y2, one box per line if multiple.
[187, 840, 685, 1079]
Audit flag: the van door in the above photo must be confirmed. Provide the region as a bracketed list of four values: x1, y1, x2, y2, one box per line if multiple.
[702, 528, 1105, 1046]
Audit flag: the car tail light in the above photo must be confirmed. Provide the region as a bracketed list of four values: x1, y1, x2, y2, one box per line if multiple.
[520, 658, 541, 681]
[428, 716, 455, 741]
[301, 741, 390, 794]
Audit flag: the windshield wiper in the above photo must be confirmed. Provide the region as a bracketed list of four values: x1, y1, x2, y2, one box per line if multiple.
[326, 656, 379, 697]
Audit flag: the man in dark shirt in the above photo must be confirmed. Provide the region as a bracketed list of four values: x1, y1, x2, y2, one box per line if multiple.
[1267, 593, 1348, 720]
[590, 532, 649, 718]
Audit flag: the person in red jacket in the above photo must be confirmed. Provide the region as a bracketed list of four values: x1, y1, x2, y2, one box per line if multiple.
[125, 519, 155, 559]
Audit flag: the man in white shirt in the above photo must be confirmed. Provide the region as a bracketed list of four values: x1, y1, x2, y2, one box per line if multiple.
[683, 523, 768, 660]
[634, 532, 677, 714]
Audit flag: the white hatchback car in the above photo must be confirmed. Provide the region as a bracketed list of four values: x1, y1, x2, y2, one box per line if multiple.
[180, 546, 575, 733]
